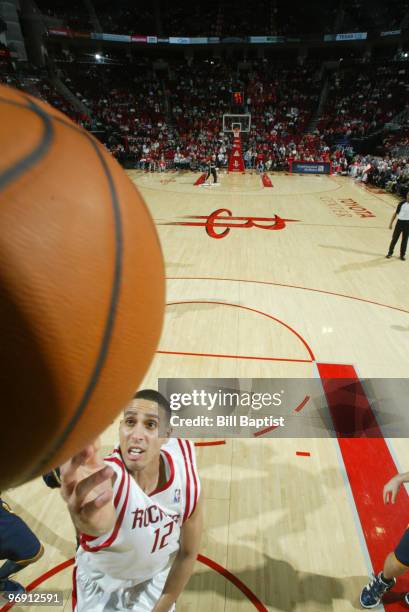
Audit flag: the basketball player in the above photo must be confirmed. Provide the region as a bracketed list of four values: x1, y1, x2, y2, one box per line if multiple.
[386, 191, 409, 260]
[61, 389, 202, 611]
[205, 154, 218, 184]
[0, 497, 44, 594]
[360, 469, 409, 607]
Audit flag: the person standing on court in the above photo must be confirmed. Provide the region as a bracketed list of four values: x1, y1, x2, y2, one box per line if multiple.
[61, 389, 203, 611]
[386, 191, 409, 260]
[360, 470, 409, 608]
[205, 154, 218, 184]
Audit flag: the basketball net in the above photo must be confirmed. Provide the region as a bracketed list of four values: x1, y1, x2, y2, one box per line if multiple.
[233, 128, 241, 139]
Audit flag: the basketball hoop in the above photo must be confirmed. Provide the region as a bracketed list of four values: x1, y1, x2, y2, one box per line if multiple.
[233, 127, 241, 139]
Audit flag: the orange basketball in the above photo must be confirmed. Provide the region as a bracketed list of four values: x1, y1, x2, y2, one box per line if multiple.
[0, 85, 165, 489]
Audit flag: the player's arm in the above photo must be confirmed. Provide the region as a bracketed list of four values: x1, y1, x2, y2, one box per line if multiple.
[384, 471, 409, 504]
[153, 494, 204, 612]
[60, 441, 116, 537]
[389, 212, 397, 229]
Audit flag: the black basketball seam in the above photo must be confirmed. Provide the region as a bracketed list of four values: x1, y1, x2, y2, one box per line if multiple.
[29, 116, 123, 476]
[0, 96, 54, 192]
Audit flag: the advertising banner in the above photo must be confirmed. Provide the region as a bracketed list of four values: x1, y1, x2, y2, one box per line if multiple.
[48, 27, 71, 37]
[189, 37, 209, 44]
[249, 36, 285, 43]
[290, 161, 331, 174]
[169, 37, 190, 44]
[130, 35, 147, 43]
[335, 32, 367, 41]
[101, 33, 131, 42]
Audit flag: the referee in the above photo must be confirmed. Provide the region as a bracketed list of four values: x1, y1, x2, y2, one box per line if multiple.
[386, 191, 409, 260]
[205, 155, 218, 184]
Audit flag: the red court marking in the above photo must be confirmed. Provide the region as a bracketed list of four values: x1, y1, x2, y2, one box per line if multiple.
[166, 276, 409, 315]
[253, 395, 310, 437]
[294, 395, 310, 412]
[318, 363, 409, 608]
[253, 423, 280, 437]
[164, 300, 315, 361]
[158, 349, 311, 364]
[318, 363, 380, 437]
[195, 440, 226, 446]
[194, 173, 207, 186]
[1, 556, 267, 611]
[197, 554, 268, 611]
[296, 451, 310, 457]
[262, 173, 273, 187]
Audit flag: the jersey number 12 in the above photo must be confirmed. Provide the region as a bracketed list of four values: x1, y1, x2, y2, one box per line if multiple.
[151, 520, 175, 553]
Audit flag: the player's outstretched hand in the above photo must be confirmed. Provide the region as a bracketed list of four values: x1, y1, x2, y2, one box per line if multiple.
[60, 440, 116, 537]
[383, 474, 403, 504]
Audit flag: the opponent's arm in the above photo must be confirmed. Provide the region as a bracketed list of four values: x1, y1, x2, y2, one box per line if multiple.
[153, 495, 203, 612]
[60, 441, 116, 537]
[384, 471, 409, 504]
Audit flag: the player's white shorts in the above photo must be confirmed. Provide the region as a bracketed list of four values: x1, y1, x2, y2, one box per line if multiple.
[73, 563, 176, 611]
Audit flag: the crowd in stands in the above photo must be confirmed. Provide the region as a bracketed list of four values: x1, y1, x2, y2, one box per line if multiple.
[383, 126, 409, 157]
[160, 0, 221, 37]
[3, 44, 409, 196]
[355, 156, 409, 197]
[0, 41, 11, 69]
[0, 66, 90, 127]
[341, 0, 409, 33]
[34, 0, 409, 38]
[316, 61, 409, 141]
[17, 53, 409, 177]
[270, 0, 339, 37]
[36, 0, 92, 31]
[94, 0, 154, 35]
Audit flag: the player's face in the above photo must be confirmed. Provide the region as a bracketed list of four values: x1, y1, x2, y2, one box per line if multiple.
[119, 399, 166, 473]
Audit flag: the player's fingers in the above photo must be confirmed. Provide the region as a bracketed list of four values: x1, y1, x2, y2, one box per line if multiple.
[80, 489, 114, 519]
[391, 488, 398, 504]
[61, 446, 93, 482]
[383, 488, 390, 504]
[74, 466, 114, 507]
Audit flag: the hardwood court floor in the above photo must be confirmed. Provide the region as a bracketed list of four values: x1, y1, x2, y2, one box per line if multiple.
[4, 171, 409, 612]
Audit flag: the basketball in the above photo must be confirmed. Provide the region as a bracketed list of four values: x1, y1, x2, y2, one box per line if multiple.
[0, 84, 165, 490]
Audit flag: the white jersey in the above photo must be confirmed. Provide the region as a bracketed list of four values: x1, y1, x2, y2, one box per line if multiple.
[397, 201, 409, 221]
[73, 439, 200, 611]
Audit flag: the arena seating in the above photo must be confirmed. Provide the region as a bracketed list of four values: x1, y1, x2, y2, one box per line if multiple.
[316, 61, 409, 140]
[33, 0, 409, 38]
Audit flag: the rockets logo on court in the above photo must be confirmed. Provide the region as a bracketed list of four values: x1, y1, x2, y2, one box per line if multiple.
[160, 208, 299, 239]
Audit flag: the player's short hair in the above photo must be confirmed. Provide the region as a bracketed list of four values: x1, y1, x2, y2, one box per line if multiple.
[132, 389, 171, 423]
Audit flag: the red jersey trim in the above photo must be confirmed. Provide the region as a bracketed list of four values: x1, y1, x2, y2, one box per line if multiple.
[72, 566, 77, 611]
[80, 456, 126, 544]
[80, 470, 131, 552]
[186, 440, 199, 518]
[178, 439, 191, 523]
[150, 449, 175, 496]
